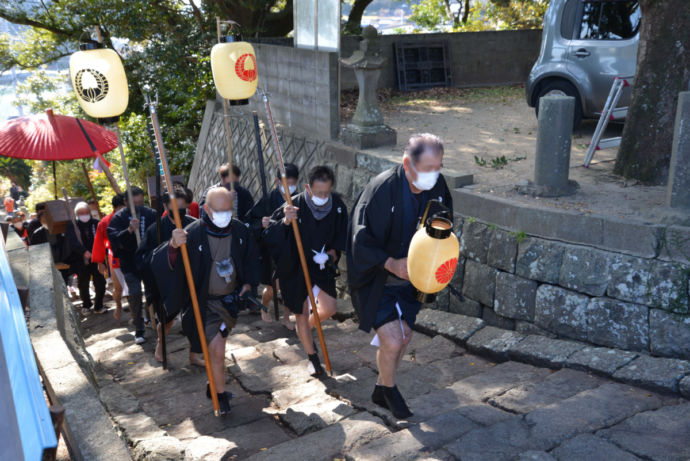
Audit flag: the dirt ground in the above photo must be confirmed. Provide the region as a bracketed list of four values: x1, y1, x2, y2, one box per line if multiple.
[343, 86, 689, 226]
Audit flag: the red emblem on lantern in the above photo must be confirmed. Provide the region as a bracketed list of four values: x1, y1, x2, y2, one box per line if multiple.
[435, 258, 458, 284]
[235, 53, 257, 82]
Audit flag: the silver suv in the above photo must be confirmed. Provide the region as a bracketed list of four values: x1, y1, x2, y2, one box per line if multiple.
[526, 0, 640, 126]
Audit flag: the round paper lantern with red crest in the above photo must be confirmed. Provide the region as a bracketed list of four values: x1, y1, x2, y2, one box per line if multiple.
[407, 211, 460, 303]
[211, 33, 258, 105]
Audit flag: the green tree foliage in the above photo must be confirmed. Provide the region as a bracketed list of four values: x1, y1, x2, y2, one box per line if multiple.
[0, 157, 32, 188]
[408, 0, 548, 32]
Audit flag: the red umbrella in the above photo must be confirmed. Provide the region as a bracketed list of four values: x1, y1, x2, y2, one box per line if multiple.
[0, 109, 122, 198]
[0, 108, 117, 160]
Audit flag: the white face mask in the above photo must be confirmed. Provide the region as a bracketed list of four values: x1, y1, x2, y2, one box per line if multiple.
[210, 209, 232, 228]
[78, 214, 90, 223]
[409, 162, 440, 191]
[311, 194, 330, 207]
[280, 184, 297, 196]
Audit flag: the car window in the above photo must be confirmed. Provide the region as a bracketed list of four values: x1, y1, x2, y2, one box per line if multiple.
[561, 0, 579, 39]
[579, 1, 640, 40]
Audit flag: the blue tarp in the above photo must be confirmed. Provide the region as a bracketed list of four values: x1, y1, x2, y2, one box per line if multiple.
[0, 238, 57, 460]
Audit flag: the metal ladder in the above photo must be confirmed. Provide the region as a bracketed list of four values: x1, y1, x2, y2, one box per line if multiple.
[583, 76, 632, 167]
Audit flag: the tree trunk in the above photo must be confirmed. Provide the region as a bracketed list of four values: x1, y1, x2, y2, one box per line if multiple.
[344, 0, 375, 34]
[462, 0, 471, 23]
[614, 0, 690, 184]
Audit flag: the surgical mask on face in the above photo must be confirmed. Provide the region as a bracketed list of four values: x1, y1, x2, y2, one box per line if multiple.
[311, 194, 330, 207]
[210, 209, 232, 228]
[409, 162, 440, 191]
[280, 184, 297, 196]
[78, 214, 90, 223]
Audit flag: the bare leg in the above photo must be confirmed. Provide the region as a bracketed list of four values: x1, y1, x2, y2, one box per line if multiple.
[154, 320, 175, 363]
[375, 320, 406, 387]
[295, 299, 316, 355]
[308, 290, 337, 329]
[209, 332, 227, 393]
[260, 285, 273, 323]
[111, 264, 123, 321]
[394, 320, 413, 371]
[189, 351, 205, 367]
[281, 306, 294, 330]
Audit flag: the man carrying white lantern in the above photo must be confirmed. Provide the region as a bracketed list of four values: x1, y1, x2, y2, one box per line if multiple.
[347, 134, 453, 420]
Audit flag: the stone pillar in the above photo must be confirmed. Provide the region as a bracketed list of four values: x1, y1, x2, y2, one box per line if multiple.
[667, 91, 690, 209]
[339, 26, 396, 149]
[517, 95, 578, 197]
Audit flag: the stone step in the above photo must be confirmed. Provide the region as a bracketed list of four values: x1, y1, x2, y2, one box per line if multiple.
[243, 412, 391, 461]
[443, 382, 667, 461]
[596, 402, 690, 461]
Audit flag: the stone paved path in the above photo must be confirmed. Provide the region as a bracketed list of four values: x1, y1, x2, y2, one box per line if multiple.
[78, 295, 690, 461]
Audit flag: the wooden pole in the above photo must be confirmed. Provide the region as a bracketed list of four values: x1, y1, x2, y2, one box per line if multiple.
[113, 123, 141, 245]
[216, 18, 237, 215]
[262, 92, 332, 374]
[81, 162, 101, 216]
[146, 95, 220, 416]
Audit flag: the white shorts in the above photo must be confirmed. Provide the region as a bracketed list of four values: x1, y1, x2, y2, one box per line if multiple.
[113, 267, 129, 297]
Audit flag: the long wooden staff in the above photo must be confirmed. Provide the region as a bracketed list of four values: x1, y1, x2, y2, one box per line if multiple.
[145, 93, 220, 415]
[253, 111, 281, 321]
[262, 92, 332, 374]
[216, 18, 238, 217]
[112, 123, 141, 245]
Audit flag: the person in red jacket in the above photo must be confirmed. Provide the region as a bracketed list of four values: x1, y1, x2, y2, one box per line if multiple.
[92, 194, 129, 320]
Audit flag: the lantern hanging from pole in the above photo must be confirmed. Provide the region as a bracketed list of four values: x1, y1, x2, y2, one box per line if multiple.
[407, 201, 460, 303]
[69, 42, 129, 123]
[211, 32, 258, 105]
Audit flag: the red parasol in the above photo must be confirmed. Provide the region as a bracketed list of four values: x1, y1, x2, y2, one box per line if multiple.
[0, 108, 117, 161]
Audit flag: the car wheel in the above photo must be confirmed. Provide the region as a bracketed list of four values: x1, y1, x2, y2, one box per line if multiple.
[534, 80, 583, 128]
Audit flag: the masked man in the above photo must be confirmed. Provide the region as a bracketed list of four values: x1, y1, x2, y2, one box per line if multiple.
[245, 163, 300, 329]
[152, 187, 259, 415]
[108, 186, 157, 344]
[136, 184, 201, 367]
[264, 166, 348, 376]
[67, 202, 107, 315]
[347, 134, 453, 420]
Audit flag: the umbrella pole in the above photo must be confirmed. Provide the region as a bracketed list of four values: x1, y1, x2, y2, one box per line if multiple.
[53, 161, 57, 200]
[81, 162, 101, 216]
[113, 122, 141, 245]
[146, 94, 220, 416]
[74, 118, 123, 195]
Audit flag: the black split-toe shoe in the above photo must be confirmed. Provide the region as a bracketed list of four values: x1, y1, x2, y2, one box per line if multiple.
[377, 384, 413, 420]
[307, 352, 325, 376]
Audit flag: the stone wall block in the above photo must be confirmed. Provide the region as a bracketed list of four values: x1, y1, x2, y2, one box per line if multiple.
[462, 260, 498, 307]
[516, 238, 565, 284]
[587, 297, 649, 352]
[460, 220, 490, 264]
[534, 285, 590, 341]
[558, 247, 610, 296]
[487, 229, 518, 273]
[494, 272, 538, 322]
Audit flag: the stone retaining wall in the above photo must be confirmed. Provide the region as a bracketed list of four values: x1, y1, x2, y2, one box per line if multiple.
[434, 203, 690, 361]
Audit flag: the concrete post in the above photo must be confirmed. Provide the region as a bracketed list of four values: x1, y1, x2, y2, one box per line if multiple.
[518, 95, 578, 197]
[667, 91, 690, 209]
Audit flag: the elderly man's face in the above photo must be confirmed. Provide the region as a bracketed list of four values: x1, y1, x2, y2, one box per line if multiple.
[76, 208, 90, 220]
[204, 189, 233, 219]
[405, 149, 443, 173]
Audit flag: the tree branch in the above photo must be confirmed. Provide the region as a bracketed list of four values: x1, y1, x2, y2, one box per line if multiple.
[0, 11, 76, 38]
